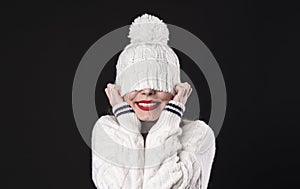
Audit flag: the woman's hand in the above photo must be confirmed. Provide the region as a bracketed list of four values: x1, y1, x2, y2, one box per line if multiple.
[104, 83, 124, 107]
[172, 82, 192, 105]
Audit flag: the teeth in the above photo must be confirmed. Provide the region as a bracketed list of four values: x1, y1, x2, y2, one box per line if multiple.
[138, 103, 157, 107]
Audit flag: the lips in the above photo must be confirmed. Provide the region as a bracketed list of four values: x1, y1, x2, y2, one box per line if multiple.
[136, 100, 160, 111]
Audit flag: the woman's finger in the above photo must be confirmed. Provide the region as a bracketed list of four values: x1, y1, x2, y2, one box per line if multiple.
[184, 85, 191, 97]
[115, 84, 121, 91]
[187, 88, 192, 97]
[105, 88, 110, 98]
[109, 86, 125, 106]
[173, 82, 193, 105]
[174, 85, 184, 101]
[180, 82, 190, 97]
[107, 83, 113, 89]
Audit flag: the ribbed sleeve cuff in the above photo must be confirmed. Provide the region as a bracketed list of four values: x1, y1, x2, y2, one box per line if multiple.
[149, 100, 185, 133]
[112, 102, 141, 133]
[112, 102, 134, 117]
[163, 100, 186, 118]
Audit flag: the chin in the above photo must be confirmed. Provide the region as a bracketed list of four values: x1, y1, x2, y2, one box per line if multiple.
[137, 115, 159, 122]
[135, 109, 163, 122]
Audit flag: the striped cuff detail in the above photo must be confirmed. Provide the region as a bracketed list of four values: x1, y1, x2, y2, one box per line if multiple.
[113, 104, 134, 117]
[164, 102, 184, 117]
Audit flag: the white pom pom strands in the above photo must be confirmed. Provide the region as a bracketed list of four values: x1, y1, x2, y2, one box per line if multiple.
[128, 13, 169, 45]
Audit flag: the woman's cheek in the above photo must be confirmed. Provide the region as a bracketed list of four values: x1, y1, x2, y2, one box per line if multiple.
[158, 92, 173, 102]
[129, 91, 139, 100]
[124, 92, 137, 102]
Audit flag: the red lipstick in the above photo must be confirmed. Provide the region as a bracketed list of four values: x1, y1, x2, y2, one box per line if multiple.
[136, 100, 160, 111]
[138, 100, 153, 103]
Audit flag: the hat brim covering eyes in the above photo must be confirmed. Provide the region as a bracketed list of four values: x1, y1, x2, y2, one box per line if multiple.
[116, 60, 180, 97]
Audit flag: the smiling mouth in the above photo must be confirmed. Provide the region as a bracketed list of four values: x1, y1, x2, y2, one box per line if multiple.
[135, 100, 161, 111]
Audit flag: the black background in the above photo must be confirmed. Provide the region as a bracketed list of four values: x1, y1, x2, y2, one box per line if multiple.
[4, 0, 299, 188]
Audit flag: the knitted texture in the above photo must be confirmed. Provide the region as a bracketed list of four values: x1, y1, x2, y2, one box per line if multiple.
[92, 100, 216, 189]
[115, 13, 181, 96]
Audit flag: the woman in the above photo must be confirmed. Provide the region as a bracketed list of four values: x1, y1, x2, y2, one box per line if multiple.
[92, 13, 216, 189]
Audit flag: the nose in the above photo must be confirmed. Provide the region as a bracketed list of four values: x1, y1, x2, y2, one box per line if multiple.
[141, 88, 155, 96]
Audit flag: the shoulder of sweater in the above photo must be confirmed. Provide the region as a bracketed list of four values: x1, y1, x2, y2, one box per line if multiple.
[179, 119, 216, 153]
[92, 115, 119, 134]
[179, 119, 209, 135]
[97, 115, 117, 124]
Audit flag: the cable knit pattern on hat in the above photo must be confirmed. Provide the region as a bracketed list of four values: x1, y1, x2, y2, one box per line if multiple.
[115, 13, 181, 96]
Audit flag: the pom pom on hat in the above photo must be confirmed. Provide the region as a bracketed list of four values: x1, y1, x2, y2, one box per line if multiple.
[128, 13, 169, 45]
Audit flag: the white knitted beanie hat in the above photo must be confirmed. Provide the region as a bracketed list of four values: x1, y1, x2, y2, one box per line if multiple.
[115, 13, 181, 97]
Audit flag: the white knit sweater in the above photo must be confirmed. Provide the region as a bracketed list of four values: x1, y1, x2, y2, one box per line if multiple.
[92, 100, 216, 189]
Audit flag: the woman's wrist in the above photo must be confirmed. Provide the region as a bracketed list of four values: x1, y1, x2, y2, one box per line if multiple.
[112, 101, 132, 117]
[163, 100, 186, 117]
[112, 102, 142, 134]
[149, 100, 185, 133]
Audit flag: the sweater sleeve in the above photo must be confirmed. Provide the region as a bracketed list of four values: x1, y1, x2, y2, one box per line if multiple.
[91, 102, 144, 189]
[142, 100, 216, 189]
